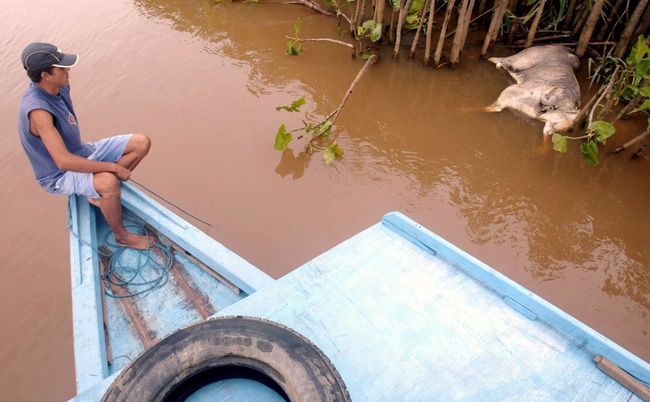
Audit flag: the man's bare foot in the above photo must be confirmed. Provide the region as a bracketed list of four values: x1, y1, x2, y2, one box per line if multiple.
[87, 197, 102, 208]
[115, 233, 156, 250]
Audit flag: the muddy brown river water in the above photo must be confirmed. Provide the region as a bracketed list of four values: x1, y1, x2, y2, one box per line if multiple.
[1, 0, 649, 400]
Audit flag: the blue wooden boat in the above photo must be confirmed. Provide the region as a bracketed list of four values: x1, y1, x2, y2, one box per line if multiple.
[69, 182, 650, 401]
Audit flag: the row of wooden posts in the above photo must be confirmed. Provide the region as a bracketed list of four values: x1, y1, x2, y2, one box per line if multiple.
[312, 0, 650, 66]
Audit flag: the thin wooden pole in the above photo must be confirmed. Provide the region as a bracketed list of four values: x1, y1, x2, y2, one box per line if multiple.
[394, 0, 415, 57]
[459, 0, 477, 47]
[564, 0, 579, 28]
[450, 0, 472, 67]
[525, 0, 547, 48]
[410, 0, 431, 57]
[571, 5, 591, 37]
[423, 0, 439, 65]
[433, 0, 458, 65]
[596, 0, 626, 41]
[481, 0, 508, 58]
[576, 0, 607, 57]
[614, 0, 650, 58]
[375, 0, 387, 26]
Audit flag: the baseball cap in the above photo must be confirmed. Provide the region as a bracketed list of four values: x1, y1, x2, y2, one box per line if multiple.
[21, 42, 79, 72]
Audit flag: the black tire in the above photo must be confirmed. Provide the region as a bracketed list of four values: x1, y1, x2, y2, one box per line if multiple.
[102, 316, 350, 402]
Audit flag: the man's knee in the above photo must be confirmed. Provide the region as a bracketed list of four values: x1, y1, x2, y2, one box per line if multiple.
[131, 133, 151, 156]
[93, 172, 121, 197]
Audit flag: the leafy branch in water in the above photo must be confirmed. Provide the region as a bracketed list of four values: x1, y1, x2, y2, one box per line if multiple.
[273, 53, 379, 164]
[286, 18, 356, 57]
[552, 121, 615, 166]
[553, 36, 650, 165]
[273, 98, 342, 163]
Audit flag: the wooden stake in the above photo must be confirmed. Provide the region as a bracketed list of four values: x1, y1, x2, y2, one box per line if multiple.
[424, 0, 439, 65]
[525, 0, 547, 48]
[481, 0, 508, 58]
[433, 0, 458, 65]
[450, 0, 473, 68]
[394, 0, 415, 58]
[614, 0, 650, 58]
[409, 0, 431, 57]
[576, 0, 607, 57]
[564, 0, 579, 29]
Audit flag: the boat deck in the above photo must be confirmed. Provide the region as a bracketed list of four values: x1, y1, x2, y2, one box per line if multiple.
[68, 183, 275, 394]
[95, 210, 248, 374]
[69, 187, 649, 401]
[215, 212, 650, 401]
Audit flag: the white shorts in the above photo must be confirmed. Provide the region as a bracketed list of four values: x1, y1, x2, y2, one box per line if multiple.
[52, 134, 132, 198]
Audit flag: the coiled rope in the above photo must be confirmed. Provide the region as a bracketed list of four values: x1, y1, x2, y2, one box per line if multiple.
[67, 198, 174, 298]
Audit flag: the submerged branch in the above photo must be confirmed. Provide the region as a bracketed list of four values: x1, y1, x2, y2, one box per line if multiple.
[612, 130, 650, 153]
[325, 54, 379, 125]
[281, 0, 335, 16]
[296, 37, 355, 50]
[588, 65, 620, 129]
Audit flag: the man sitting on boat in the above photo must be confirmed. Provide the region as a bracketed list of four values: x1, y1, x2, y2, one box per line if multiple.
[18, 42, 155, 250]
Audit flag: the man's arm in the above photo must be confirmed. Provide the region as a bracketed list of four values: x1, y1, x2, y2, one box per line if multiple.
[29, 109, 131, 181]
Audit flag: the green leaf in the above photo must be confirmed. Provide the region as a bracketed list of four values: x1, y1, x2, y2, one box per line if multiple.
[323, 141, 343, 164]
[321, 128, 332, 142]
[362, 19, 378, 30]
[409, 0, 423, 13]
[370, 23, 383, 42]
[273, 124, 293, 150]
[636, 59, 650, 80]
[294, 18, 301, 35]
[405, 14, 419, 29]
[286, 40, 301, 56]
[357, 26, 365, 36]
[639, 99, 650, 111]
[362, 20, 383, 42]
[639, 87, 650, 97]
[627, 36, 649, 66]
[290, 98, 306, 111]
[276, 98, 306, 112]
[552, 133, 569, 153]
[618, 84, 639, 100]
[580, 141, 600, 166]
[589, 121, 615, 144]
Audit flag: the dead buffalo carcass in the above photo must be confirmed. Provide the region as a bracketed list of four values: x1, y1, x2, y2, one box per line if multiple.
[487, 45, 581, 145]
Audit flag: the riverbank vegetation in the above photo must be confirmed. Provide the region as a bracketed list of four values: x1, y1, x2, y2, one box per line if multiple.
[261, 0, 650, 164]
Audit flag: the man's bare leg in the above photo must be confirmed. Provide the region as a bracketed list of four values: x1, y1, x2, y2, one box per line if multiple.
[87, 134, 151, 209]
[94, 172, 155, 250]
[116, 133, 151, 172]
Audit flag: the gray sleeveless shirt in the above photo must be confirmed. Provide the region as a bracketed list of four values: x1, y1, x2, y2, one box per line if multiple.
[18, 83, 93, 192]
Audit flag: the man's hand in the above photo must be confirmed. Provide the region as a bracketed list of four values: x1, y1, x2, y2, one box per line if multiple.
[114, 164, 131, 181]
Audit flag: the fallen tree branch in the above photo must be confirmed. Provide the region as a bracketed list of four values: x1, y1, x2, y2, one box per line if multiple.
[281, 0, 335, 16]
[296, 38, 355, 50]
[325, 54, 379, 125]
[570, 85, 606, 132]
[588, 65, 620, 128]
[297, 54, 379, 141]
[611, 130, 650, 153]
